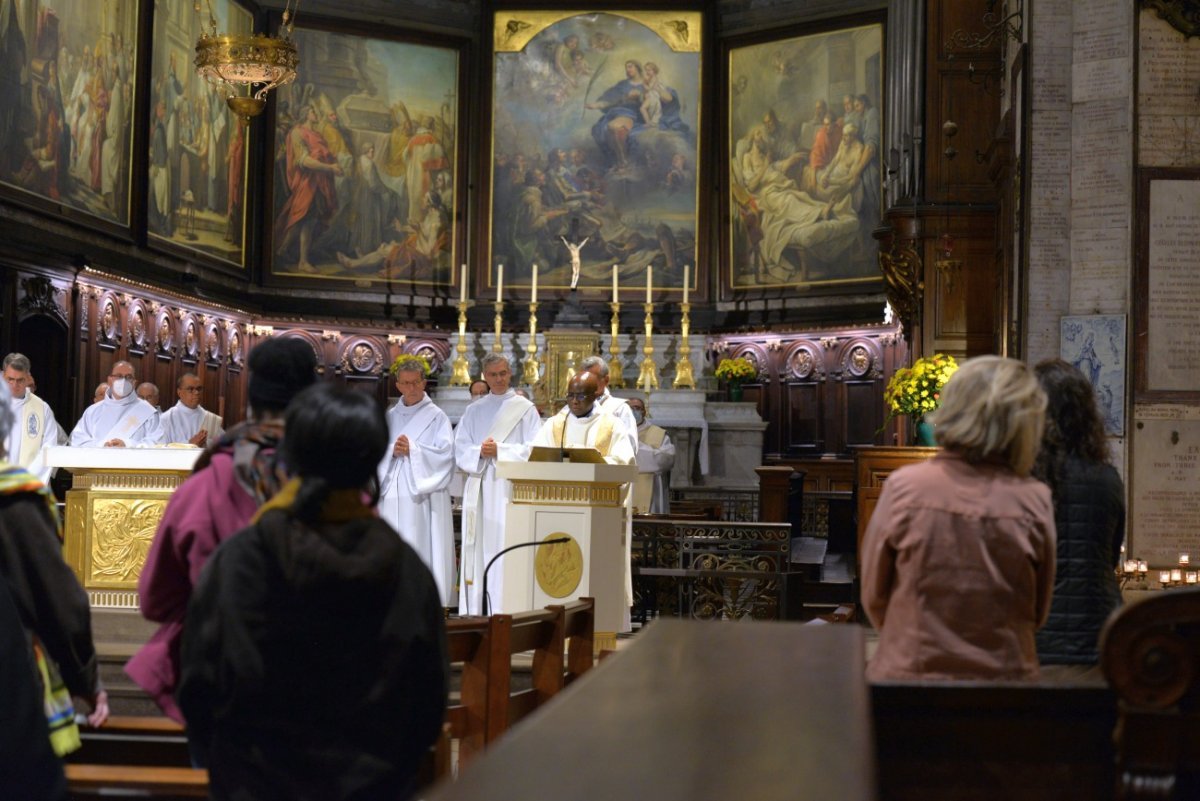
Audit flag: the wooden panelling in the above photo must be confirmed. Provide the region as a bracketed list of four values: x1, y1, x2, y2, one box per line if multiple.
[716, 325, 906, 458]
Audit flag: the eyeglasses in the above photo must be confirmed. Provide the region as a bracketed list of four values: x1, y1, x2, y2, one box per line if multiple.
[180, 387, 202, 393]
[565, 392, 595, 401]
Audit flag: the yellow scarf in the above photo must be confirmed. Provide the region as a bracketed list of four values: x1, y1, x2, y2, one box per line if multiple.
[252, 477, 376, 524]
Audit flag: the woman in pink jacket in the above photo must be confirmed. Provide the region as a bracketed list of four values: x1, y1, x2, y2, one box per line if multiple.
[126, 337, 316, 721]
[862, 356, 1056, 681]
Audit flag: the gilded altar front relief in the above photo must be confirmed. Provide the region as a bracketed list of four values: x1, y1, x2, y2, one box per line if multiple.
[90, 498, 166, 585]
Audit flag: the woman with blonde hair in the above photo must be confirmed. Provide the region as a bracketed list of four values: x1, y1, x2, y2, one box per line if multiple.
[862, 356, 1056, 681]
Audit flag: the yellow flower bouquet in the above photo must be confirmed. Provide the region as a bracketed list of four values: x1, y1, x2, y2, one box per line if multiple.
[883, 353, 958, 426]
[714, 357, 757, 384]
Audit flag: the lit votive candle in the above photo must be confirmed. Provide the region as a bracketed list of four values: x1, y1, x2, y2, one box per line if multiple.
[1161, 571, 1173, 585]
[1124, 559, 1138, 574]
[1138, 560, 1149, 574]
[1171, 569, 1183, 583]
[1180, 553, 1190, 566]
[1188, 572, 1198, 584]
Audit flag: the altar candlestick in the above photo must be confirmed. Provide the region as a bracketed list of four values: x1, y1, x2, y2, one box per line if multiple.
[645, 265, 652, 304]
[531, 263, 538, 303]
[683, 263, 689, 304]
[496, 264, 504, 302]
[459, 264, 467, 303]
[612, 265, 619, 303]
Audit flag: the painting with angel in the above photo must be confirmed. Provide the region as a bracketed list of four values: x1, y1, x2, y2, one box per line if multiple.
[489, 10, 701, 296]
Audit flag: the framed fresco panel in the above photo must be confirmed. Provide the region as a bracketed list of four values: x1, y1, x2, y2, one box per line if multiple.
[488, 10, 703, 300]
[0, 0, 139, 233]
[146, 0, 255, 270]
[723, 16, 884, 297]
[265, 18, 466, 292]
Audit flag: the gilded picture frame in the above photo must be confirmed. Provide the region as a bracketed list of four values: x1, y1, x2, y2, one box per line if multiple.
[265, 16, 467, 292]
[722, 16, 884, 297]
[145, 0, 255, 271]
[487, 9, 703, 301]
[0, 0, 140, 236]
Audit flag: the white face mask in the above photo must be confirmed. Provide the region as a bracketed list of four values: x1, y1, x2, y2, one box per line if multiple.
[111, 378, 133, 399]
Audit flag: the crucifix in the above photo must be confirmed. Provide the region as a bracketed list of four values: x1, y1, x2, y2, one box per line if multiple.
[560, 236, 590, 290]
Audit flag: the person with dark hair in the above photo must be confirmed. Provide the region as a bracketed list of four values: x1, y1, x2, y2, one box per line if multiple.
[1033, 358, 1124, 669]
[0, 399, 108, 787]
[468, 379, 488, 399]
[862, 356, 1056, 681]
[178, 383, 448, 801]
[127, 336, 317, 721]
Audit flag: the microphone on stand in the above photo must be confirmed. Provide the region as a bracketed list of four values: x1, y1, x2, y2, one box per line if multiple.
[481, 537, 571, 616]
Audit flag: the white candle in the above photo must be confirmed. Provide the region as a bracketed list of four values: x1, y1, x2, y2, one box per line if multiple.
[496, 264, 503, 302]
[531, 263, 538, 304]
[645, 264, 652, 304]
[460, 264, 467, 303]
[683, 263, 689, 305]
[612, 265, 619, 303]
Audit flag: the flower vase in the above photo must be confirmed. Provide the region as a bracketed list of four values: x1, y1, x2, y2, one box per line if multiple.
[728, 382, 744, 402]
[914, 416, 937, 447]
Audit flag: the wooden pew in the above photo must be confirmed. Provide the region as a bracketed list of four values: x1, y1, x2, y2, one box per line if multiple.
[429, 598, 596, 784]
[69, 715, 191, 768]
[1101, 586, 1200, 800]
[872, 680, 1115, 800]
[424, 619, 875, 801]
[65, 764, 208, 798]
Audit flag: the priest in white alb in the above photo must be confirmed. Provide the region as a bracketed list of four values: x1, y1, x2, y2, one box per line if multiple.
[579, 355, 639, 459]
[70, 361, 164, 447]
[160, 373, 224, 446]
[453, 353, 541, 615]
[626, 396, 675, 514]
[3, 353, 61, 483]
[377, 355, 456, 607]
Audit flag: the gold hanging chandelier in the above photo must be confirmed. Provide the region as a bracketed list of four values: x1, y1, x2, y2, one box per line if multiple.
[194, 0, 301, 125]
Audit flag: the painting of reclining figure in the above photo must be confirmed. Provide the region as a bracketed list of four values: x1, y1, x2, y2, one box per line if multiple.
[727, 20, 883, 292]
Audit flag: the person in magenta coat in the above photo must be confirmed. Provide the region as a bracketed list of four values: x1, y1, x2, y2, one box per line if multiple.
[125, 337, 316, 721]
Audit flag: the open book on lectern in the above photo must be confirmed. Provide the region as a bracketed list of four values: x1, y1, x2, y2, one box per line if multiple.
[527, 446, 606, 464]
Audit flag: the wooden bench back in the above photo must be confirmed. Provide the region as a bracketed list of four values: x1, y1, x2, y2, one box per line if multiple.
[1101, 586, 1200, 800]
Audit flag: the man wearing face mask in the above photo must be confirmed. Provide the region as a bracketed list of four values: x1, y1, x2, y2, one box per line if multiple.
[532, 371, 634, 465]
[626, 396, 675, 515]
[70, 361, 165, 448]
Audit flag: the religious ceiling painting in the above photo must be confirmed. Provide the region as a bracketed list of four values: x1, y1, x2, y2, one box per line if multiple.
[266, 19, 464, 291]
[0, 0, 139, 233]
[725, 19, 883, 295]
[488, 10, 702, 300]
[147, 0, 254, 270]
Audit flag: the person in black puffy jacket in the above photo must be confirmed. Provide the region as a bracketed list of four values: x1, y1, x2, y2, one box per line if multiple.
[1032, 359, 1124, 668]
